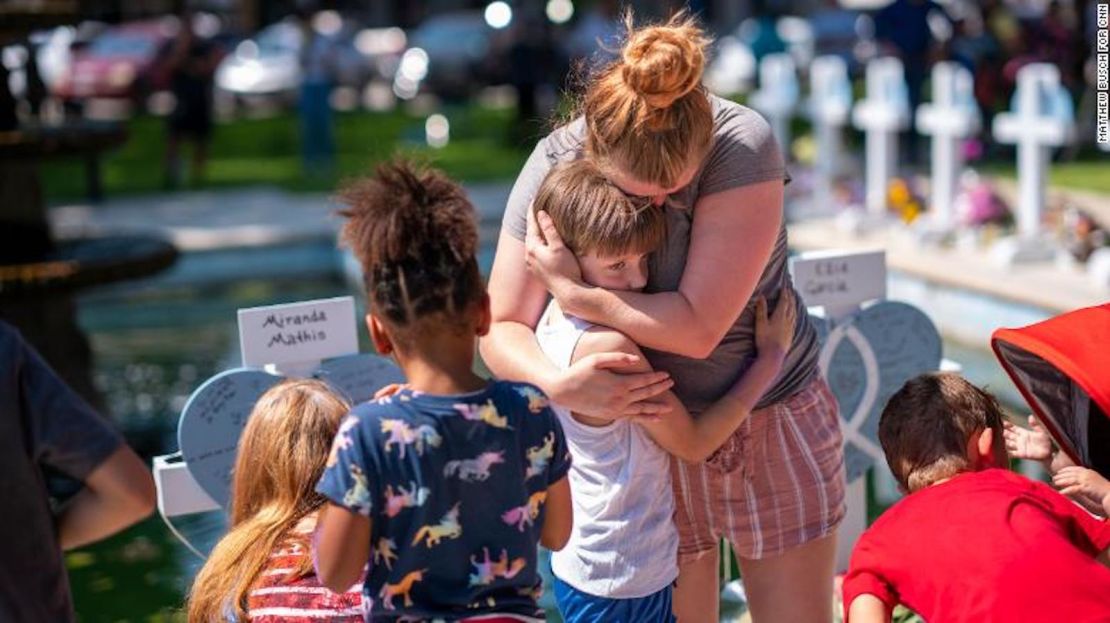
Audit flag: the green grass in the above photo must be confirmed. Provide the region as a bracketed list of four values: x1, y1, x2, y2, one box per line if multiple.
[980, 157, 1110, 195]
[41, 106, 536, 202]
[41, 104, 1110, 202]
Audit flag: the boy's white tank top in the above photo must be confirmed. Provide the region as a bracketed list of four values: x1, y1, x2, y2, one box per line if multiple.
[536, 302, 678, 599]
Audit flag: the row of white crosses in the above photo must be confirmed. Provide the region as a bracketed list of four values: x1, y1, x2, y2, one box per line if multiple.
[751, 53, 1077, 265]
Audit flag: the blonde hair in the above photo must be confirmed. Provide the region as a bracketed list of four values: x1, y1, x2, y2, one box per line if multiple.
[581, 10, 714, 189]
[534, 160, 665, 257]
[188, 379, 350, 622]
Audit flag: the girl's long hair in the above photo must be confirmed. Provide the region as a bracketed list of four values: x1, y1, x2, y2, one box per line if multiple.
[187, 379, 349, 622]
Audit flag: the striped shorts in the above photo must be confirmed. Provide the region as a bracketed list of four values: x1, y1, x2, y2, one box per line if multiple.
[670, 375, 846, 562]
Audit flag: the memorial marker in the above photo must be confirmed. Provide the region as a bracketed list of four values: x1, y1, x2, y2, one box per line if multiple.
[791, 249, 942, 571]
[808, 55, 853, 213]
[992, 63, 1074, 264]
[155, 296, 407, 557]
[852, 57, 910, 218]
[238, 296, 359, 376]
[750, 53, 799, 155]
[916, 62, 980, 234]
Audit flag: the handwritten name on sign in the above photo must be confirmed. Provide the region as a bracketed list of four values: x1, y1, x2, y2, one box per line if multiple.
[790, 249, 887, 311]
[238, 296, 359, 367]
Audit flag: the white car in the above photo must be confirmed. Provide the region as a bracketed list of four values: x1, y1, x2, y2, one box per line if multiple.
[215, 21, 303, 100]
[216, 15, 390, 105]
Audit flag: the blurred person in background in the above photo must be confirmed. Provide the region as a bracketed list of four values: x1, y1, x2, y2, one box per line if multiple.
[947, 4, 1002, 156]
[565, 0, 621, 70]
[24, 40, 49, 121]
[743, 0, 787, 64]
[508, 9, 559, 144]
[164, 12, 221, 188]
[297, 8, 338, 177]
[0, 320, 155, 622]
[874, 0, 952, 165]
[1030, 0, 1082, 91]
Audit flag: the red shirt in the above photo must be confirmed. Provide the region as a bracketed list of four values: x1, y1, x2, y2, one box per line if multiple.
[843, 469, 1110, 622]
[248, 540, 364, 622]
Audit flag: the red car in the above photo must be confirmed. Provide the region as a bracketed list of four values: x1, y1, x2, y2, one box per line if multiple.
[54, 19, 177, 105]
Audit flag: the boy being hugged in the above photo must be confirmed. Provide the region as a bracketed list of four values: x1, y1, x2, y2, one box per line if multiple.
[532, 160, 797, 622]
[314, 161, 573, 621]
[843, 372, 1110, 623]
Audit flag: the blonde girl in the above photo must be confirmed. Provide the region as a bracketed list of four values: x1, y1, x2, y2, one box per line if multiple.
[188, 379, 362, 622]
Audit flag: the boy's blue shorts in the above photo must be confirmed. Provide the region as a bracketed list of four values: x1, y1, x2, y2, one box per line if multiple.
[552, 574, 675, 623]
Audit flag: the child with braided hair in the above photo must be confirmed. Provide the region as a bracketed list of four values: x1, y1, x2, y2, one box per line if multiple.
[314, 160, 573, 621]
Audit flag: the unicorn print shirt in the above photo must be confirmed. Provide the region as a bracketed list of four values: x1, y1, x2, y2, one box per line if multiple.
[317, 381, 571, 621]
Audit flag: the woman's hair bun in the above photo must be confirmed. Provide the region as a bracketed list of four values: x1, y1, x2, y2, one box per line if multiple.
[619, 11, 709, 110]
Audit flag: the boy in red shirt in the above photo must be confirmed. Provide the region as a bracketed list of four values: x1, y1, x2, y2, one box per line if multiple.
[842, 372, 1110, 623]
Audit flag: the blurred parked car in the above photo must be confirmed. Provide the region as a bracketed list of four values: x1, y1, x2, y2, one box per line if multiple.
[216, 14, 399, 107]
[53, 19, 179, 106]
[215, 20, 302, 102]
[393, 11, 502, 100]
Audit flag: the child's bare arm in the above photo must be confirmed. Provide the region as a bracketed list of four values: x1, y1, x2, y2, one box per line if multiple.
[848, 590, 892, 621]
[540, 476, 573, 551]
[847, 594, 892, 623]
[570, 292, 793, 463]
[315, 503, 372, 592]
[1053, 466, 1110, 518]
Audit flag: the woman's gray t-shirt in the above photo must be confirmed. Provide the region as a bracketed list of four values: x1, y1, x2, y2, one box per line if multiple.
[501, 95, 819, 412]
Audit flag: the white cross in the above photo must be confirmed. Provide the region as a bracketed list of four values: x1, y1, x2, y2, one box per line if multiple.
[807, 55, 853, 210]
[916, 62, 980, 231]
[852, 57, 910, 216]
[992, 63, 1072, 239]
[749, 53, 799, 155]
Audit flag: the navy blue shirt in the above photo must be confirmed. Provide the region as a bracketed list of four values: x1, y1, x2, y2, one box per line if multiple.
[874, 0, 947, 60]
[317, 381, 571, 620]
[0, 321, 122, 622]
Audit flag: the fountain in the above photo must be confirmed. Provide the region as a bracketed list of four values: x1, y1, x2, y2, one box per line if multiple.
[0, 2, 177, 408]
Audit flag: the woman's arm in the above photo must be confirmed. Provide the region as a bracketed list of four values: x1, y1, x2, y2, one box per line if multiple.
[480, 230, 674, 419]
[530, 180, 783, 359]
[575, 330, 778, 462]
[572, 293, 793, 463]
[315, 503, 371, 593]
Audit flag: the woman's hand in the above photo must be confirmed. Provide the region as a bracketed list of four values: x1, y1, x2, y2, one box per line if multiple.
[754, 289, 796, 363]
[549, 352, 674, 421]
[525, 209, 585, 299]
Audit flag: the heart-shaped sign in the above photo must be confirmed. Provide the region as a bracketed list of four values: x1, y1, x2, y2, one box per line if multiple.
[178, 353, 405, 508]
[315, 353, 406, 405]
[813, 301, 942, 482]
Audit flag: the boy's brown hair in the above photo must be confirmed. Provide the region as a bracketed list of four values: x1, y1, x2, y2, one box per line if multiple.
[533, 160, 665, 257]
[879, 372, 1006, 492]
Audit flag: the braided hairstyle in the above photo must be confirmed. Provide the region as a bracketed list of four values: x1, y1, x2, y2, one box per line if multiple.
[337, 160, 482, 340]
